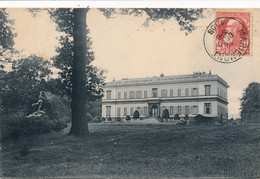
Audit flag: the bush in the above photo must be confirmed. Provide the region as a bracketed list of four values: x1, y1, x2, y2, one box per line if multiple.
[174, 114, 180, 120]
[107, 117, 112, 122]
[102, 117, 106, 122]
[133, 110, 140, 119]
[162, 109, 170, 119]
[126, 115, 131, 121]
[116, 117, 121, 122]
[91, 117, 101, 123]
[1, 112, 66, 140]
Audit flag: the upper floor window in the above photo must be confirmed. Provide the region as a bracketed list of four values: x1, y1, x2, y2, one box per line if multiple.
[144, 91, 148, 98]
[161, 89, 167, 97]
[205, 85, 211, 96]
[129, 91, 135, 99]
[192, 88, 198, 96]
[177, 89, 181, 96]
[185, 89, 189, 96]
[204, 103, 211, 114]
[124, 92, 127, 99]
[170, 89, 173, 97]
[117, 92, 121, 99]
[107, 90, 111, 100]
[136, 91, 142, 98]
[152, 88, 158, 98]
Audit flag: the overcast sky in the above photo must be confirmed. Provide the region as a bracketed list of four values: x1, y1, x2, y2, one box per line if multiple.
[7, 8, 260, 118]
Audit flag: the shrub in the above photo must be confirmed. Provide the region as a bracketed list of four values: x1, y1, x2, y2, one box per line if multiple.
[107, 117, 112, 121]
[0, 112, 66, 141]
[174, 114, 180, 120]
[116, 117, 121, 122]
[126, 115, 131, 121]
[91, 117, 101, 123]
[133, 110, 140, 119]
[102, 117, 106, 122]
[162, 109, 170, 119]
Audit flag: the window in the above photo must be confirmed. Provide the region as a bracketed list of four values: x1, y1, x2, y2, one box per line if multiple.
[185, 106, 190, 115]
[117, 108, 121, 116]
[205, 85, 211, 96]
[124, 92, 127, 99]
[130, 107, 134, 116]
[136, 91, 142, 98]
[204, 103, 211, 114]
[185, 89, 189, 96]
[192, 88, 198, 96]
[124, 108, 127, 116]
[106, 106, 111, 117]
[161, 89, 167, 97]
[170, 89, 173, 97]
[177, 106, 182, 114]
[118, 92, 121, 99]
[178, 89, 181, 96]
[107, 90, 111, 100]
[192, 106, 198, 115]
[144, 107, 148, 116]
[129, 91, 135, 99]
[144, 91, 147, 98]
[152, 88, 158, 97]
[170, 106, 174, 115]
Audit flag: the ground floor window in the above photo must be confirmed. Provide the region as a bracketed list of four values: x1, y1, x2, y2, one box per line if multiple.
[185, 106, 190, 115]
[124, 107, 127, 116]
[106, 106, 111, 117]
[192, 106, 198, 115]
[204, 103, 211, 114]
[177, 106, 182, 114]
[130, 107, 134, 116]
[144, 107, 148, 116]
[117, 108, 121, 116]
[170, 106, 174, 115]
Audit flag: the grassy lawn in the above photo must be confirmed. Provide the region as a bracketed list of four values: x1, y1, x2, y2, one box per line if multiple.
[1, 124, 260, 177]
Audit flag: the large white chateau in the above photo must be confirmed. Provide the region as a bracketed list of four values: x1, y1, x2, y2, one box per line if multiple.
[102, 72, 229, 120]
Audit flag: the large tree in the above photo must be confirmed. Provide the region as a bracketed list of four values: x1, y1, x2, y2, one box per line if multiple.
[48, 8, 204, 136]
[0, 9, 16, 69]
[240, 82, 260, 123]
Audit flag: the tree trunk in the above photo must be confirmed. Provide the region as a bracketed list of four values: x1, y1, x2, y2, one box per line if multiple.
[69, 8, 89, 136]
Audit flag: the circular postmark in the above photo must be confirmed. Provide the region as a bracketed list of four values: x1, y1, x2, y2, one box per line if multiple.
[203, 17, 250, 63]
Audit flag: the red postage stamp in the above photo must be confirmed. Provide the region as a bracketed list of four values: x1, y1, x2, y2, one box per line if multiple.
[215, 11, 251, 56]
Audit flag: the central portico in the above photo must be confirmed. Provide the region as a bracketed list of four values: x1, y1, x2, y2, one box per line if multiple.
[148, 100, 161, 117]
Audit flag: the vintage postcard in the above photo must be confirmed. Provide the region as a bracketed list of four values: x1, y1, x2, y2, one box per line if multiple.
[0, 3, 260, 178]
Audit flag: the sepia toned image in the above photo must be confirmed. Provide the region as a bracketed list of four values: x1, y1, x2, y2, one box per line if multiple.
[0, 6, 260, 178]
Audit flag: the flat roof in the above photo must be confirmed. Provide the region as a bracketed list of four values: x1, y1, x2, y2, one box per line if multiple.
[105, 72, 229, 88]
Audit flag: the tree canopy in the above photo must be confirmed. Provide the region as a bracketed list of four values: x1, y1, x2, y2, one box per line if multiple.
[240, 82, 260, 122]
[0, 9, 16, 68]
[49, 9, 106, 100]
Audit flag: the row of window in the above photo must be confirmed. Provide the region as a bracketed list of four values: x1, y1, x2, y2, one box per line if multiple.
[105, 103, 212, 117]
[218, 88, 227, 99]
[106, 86, 211, 100]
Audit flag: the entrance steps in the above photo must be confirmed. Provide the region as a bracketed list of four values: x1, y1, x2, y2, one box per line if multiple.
[131, 117, 160, 124]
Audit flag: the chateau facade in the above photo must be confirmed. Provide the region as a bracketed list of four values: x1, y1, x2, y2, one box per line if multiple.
[102, 72, 229, 119]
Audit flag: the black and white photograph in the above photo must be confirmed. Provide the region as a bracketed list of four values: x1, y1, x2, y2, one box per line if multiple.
[0, 2, 260, 178]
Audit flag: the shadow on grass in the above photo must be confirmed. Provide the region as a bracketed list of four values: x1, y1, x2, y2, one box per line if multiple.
[1, 124, 260, 177]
